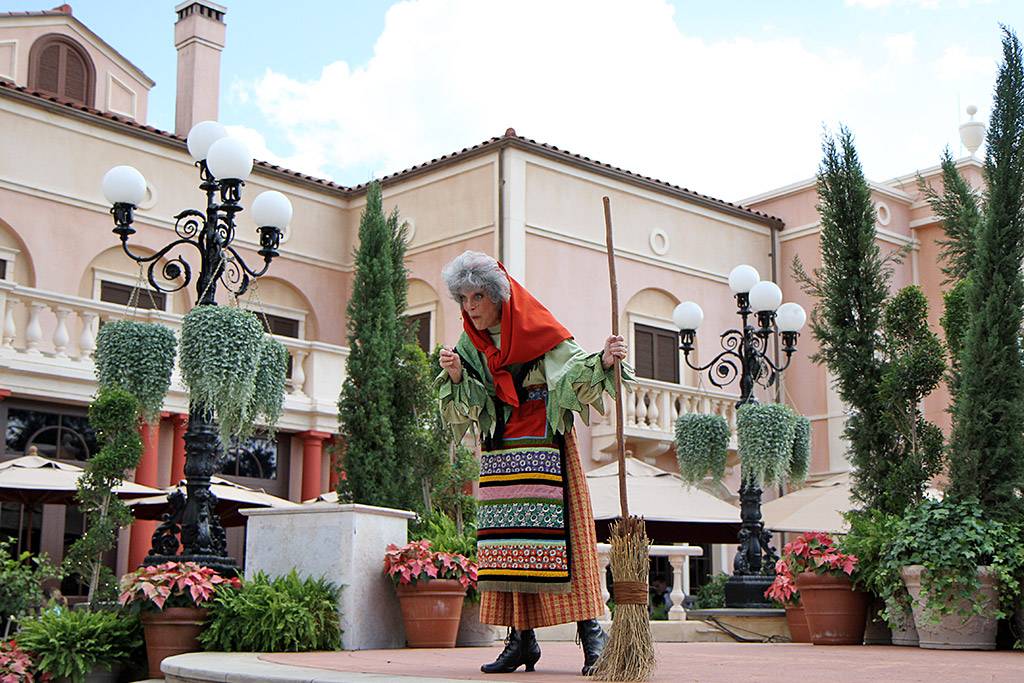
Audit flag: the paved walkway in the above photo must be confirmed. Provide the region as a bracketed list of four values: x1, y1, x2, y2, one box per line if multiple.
[163, 643, 1022, 683]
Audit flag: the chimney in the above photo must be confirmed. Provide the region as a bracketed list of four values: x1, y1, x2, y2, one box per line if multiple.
[174, 1, 227, 138]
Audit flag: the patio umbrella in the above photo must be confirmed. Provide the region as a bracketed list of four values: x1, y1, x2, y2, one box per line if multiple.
[125, 476, 299, 527]
[586, 458, 741, 544]
[0, 454, 165, 505]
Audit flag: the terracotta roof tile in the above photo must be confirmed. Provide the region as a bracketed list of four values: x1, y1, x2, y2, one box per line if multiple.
[0, 79, 782, 226]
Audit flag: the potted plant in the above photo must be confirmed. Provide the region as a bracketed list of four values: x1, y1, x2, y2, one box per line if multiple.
[0, 639, 46, 682]
[383, 540, 477, 648]
[674, 413, 731, 485]
[881, 498, 1023, 650]
[839, 509, 905, 645]
[779, 531, 866, 645]
[118, 561, 239, 678]
[15, 608, 143, 683]
[765, 559, 809, 643]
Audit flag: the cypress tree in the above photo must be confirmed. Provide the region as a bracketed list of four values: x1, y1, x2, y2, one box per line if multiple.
[338, 182, 411, 508]
[947, 28, 1024, 518]
[796, 127, 896, 512]
[919, 149, 983, 286]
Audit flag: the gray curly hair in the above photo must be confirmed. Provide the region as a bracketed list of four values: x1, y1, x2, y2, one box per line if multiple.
[442, 251, 511, 303]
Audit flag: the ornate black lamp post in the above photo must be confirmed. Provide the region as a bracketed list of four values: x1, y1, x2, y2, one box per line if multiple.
[671, 264, 806, 607]
[101, 121, 293, 574]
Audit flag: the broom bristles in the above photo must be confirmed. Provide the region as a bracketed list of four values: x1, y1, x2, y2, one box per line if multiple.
[592, 516, 655, 682]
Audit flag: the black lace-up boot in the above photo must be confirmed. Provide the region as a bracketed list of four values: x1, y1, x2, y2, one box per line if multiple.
[480, 627, 542, 674]
[577, 619, 607, 676]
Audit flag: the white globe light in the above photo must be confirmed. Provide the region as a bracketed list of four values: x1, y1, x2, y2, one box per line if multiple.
[186, 120, 228, 161]
[749, 281, 783, 313]
[251, 191, 293, 228]
[672, 301, 704, 331]
[728, 264, 760, 294]
[101, 165, 147, 205]
[777, 302, 807, 332]
[206, 136, 253, 181]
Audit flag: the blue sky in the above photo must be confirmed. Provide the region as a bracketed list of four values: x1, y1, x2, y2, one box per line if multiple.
[7, 0, 1023, 199]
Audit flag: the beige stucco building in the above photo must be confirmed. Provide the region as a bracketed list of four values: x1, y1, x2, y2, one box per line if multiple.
[0, 2, 979, 595]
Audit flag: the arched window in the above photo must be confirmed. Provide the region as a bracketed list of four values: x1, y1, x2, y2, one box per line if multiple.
[28, 34, 95, 106]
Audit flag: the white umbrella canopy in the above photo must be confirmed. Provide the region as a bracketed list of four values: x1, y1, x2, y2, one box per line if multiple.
[125, 476, 299, 527]
[0, 454, 164, 505]
[586, 458, 741, 544]
[760, 471, 942, 534]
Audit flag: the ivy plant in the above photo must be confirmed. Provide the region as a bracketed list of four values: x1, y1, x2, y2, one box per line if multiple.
[736, 403, 798, 486]
[249, 336, 290, 434]
[94, 320, 176, 423]
[179, 305, 264, 441]
[674, 413, 731, 485]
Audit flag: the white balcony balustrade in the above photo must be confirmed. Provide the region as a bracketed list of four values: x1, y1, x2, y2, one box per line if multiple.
[596, 542, 704, 621]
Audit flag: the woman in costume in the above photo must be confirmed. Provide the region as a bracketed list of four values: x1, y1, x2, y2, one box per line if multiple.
[437, 251, 630, 676]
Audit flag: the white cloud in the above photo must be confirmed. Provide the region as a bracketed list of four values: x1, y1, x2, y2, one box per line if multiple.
[935, 44, 996, 81]
[228, 0, 996, 199]
[845, 0, 990, 8]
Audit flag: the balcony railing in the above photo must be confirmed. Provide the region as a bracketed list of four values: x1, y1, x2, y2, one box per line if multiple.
[0, 281, 348, 431]
[596, 542, 704, 620]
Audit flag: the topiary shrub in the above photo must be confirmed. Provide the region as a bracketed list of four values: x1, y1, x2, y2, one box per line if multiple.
[199, 571, 341, 652]
[736, 403, 798, 486]
[674, 413, 731, 485]
[249, 336, 289, 434]
[179, 305, 264, 441]
[93, 320, 176, 423]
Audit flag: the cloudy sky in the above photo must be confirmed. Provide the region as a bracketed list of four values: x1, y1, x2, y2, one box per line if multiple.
[12, 0, 1023, 200]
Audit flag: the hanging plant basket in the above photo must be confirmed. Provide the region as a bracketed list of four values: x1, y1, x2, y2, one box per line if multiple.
[674, 413, 731, 485]
[736, 403, 797, 486]
[249, 335, 290, 435]
[94, 320, 177, 423]
[789, 414, 812, 483]
[179, 305, 264, 441]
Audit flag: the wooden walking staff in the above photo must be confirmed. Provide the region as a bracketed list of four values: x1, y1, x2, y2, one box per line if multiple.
[592, 196, 656, 682]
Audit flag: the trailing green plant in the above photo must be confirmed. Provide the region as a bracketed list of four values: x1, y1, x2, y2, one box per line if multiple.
[93, 319, 176, 423]
[15, 608, 143, 683]
[879, 498, 1024, 623]
[789, 414, 811, 483]
[337, 181, 418, 510]
[0, 538, 60, 638]
[64, 387, 143, 603]
[736, 403, 798, 486]
[199, 571, 341, 653]
[179, 305, 264, 441]
[674, 413, 731, 485]
[947, 29, 1024, 520]
[694, 572, 729, 610]
[249, 335, 289, 433]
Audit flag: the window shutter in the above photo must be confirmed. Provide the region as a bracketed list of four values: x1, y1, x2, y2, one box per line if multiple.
[634, 327, 655, 379]
[655, 328, 680, 383]
[37, 43, 61, 93]
[63, 47, 87, 102]
[99, 281, 166, 311]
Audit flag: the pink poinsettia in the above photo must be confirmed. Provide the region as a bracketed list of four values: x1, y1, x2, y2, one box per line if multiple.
[118, 561, 240, 611]
[765, 531, 858, 605]
[383, 540, 478, 591]
[0, 640, 49, 683]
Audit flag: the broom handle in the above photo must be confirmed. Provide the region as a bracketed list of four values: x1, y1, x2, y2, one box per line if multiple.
[603, 196, 629, 519]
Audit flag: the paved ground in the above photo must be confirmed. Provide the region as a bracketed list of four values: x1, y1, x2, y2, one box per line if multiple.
[164, 642, 1022, 683]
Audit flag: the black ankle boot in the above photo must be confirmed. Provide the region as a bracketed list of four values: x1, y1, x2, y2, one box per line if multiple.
[480, 628, 541, 674]
[577, 619, 607, 676]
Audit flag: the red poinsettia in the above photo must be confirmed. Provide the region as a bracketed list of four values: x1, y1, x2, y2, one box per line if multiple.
[383, 539, 478, 592]
[118, 561, 241, 611]
[0, 639, 50, 683]
[765, 531, 858, 605]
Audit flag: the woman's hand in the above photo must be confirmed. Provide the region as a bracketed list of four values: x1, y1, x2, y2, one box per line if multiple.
[439, 346, 464, 384]
[602, 335, 627, 369]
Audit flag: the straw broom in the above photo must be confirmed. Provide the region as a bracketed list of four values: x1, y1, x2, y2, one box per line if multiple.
[592, 196, 656, 682]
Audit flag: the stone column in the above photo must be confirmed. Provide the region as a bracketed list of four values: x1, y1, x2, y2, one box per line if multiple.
[128, 420, 161, 568]
[298, 431, 330, 502]
[169, 413, 188, 485]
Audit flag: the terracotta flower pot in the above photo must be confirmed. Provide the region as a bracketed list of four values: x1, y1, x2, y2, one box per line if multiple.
[785, 604, 811, 643]
[140, 607, 208, 678]
[396, 579, 467, 648]
[901, 565, 998, 650]
[795, 572, 868, 645]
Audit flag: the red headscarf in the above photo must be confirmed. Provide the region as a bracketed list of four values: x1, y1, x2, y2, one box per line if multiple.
[462, 262, 571, 407]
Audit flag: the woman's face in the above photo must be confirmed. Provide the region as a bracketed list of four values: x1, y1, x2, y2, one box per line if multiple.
[460, 289, 502, 330]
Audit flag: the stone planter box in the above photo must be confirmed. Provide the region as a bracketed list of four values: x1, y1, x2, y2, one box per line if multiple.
[457, 600, 499, 647]
[242, 502, 416, 650]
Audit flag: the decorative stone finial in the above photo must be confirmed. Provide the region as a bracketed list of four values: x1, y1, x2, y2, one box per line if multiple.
[960, 105, 985, 157]
[504, 128, 517, 138]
